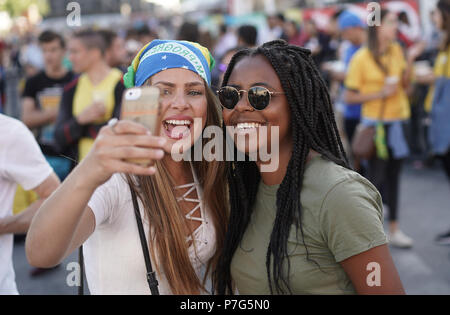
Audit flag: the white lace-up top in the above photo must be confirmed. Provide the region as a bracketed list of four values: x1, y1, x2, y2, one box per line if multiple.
[84, 166, 216, 295]
[174, 166, 208, 246]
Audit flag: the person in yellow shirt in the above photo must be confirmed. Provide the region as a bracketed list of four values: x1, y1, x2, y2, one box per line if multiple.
[54, 29, 124, 167]
[345, 9, 421, 249]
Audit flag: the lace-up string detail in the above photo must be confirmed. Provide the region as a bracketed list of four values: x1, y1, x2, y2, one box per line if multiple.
[173, 165, 208, 246]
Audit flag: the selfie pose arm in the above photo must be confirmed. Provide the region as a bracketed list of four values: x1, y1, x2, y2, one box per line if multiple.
[26, 120, 166, 268]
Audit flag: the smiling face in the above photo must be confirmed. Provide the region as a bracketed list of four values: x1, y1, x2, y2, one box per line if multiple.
[222, 55, 292, 156]
[146, 68, 208, 154]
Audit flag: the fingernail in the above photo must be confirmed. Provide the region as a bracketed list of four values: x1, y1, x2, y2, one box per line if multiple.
[147, 130, 152, 135]
[156, 150, 165, 158]
[149, 166, 156, 173]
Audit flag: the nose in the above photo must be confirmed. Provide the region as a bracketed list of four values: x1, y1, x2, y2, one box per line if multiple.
[169, 89, 189, 111]
[233, 91, 254, 113]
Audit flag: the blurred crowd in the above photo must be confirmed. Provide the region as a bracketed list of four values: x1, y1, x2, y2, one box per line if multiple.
[0, 0, 449, 282]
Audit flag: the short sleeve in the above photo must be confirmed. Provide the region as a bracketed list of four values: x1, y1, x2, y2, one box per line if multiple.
[87, 174, 123, 227]
[22, 76, 37, 99]
[319, 177, 388, 263]
[3, 123, 53, 190]
[345, 52, 364, 92]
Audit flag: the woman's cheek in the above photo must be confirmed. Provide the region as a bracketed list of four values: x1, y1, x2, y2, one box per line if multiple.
[222, 109, 232, 126]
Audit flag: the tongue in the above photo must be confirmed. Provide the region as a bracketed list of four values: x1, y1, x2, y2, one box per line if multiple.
[168, 124, 190, 138]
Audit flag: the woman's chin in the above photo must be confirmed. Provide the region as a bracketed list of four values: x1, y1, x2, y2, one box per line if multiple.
[235, 142, 263, 158]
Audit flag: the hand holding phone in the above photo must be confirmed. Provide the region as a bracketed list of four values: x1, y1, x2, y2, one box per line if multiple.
[120, 86, 162, 166]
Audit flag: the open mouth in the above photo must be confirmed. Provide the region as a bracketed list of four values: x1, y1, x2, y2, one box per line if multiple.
[163, 119, 193, 140]
[234, 122, 265, 133]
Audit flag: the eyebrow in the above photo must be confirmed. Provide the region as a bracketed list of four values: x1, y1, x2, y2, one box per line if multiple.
[153, 81, 204, 88]
[252, 82, 275, 89]
[228, 82, 275, 90]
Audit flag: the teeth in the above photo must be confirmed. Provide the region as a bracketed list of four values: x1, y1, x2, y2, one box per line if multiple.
[236, 122, 261, 130]
[165, 120, 192, 126]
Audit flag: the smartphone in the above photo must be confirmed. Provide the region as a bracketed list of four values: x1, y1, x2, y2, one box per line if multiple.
[120, 86, 161, 166]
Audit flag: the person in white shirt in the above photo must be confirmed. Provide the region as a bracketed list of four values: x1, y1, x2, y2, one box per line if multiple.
[0, 113, 60, 294]
[26, 40, 228, 295]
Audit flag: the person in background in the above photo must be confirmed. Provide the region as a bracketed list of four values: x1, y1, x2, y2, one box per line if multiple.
[11, 32, 68, 278]
[18, 31, 74, 278]
[317, 10, 344, 87]
[211, 46, 243, 89]
[22, 30, 75, 181]
[323, 11, 366, 173]
[54, 29, 124, 168]
[0, 113, 60, 294]
[98, 30, 127, 72]
[137, 26, 158, 47]
[0, 41, 6, 114]
[19, 35, 44, 79]
[337, 12, 366, 145]
[345, 9, 421, 248]
[433, 0, 450, 246]
[213, 24, 238, 58]
[416, 0, 450, 245]
[177, 21, 200, 43]
[259, 13, 288, 44]
[284, 20, 305, 47]
[303, 19, 335, 68]
[237, 25, 258, 49]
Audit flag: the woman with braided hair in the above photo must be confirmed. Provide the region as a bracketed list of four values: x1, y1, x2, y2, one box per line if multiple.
[214, 40, 404, 294]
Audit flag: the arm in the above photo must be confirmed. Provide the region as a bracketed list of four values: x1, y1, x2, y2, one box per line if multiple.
[54, 86, 85, 151]
[340, 244, 405, 294]
[321, 178, 404, 294]
[26, 166, 99, 267]
[402, 42, 427, 89]
[26, 120, 167, 268]
[21, 97, 58, 129]
[414, 73, 436, 85]
[344, 89, 386, 105]
[0, 172, 60, 235]
[331, 71, 347, 83]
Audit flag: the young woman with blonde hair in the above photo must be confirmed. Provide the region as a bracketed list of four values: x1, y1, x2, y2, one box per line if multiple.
[26, 40, 228, 295]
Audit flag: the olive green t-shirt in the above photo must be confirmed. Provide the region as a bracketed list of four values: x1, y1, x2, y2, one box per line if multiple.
[230, 155, 388, 295]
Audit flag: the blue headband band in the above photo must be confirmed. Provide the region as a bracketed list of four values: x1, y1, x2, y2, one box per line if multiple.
[125, 40, 215, 88]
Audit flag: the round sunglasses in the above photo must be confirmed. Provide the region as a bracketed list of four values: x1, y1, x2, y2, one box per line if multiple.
[217, 86, 285, 110]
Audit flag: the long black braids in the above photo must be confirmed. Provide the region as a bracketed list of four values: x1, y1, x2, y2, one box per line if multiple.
[213, 40, 349, 295]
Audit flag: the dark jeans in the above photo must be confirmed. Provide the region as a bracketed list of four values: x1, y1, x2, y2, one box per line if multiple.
[408, 84, 429, 158]
[368, 152, 403, 222]
[344, 118, 360, 144]
[367, 124, 406, 223]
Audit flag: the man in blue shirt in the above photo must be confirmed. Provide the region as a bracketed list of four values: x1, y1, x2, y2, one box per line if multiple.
[338, 11, 367, 143]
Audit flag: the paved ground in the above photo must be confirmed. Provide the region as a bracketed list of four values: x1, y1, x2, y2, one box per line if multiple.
[11, 162, 450, 295]
[386, 162, 450, 294]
